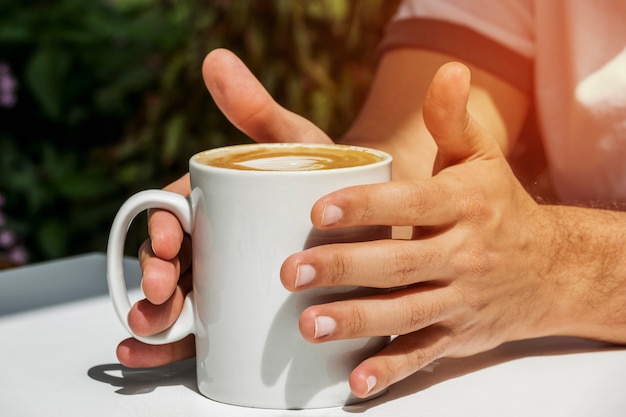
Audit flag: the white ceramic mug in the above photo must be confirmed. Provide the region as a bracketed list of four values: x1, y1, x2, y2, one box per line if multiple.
[107, 143, 392, 409]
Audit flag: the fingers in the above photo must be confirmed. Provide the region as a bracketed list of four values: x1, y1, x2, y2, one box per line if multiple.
[309, 179, 466, 231]
[141, 173, 192, 305]
[422, 62, 501, 170]
[138, 234, 192, 305]
[298, 285, 456, 342]
[122, 173, 195, 368]
[116, 335, 195, 368]
[282, 179, 475, 291]
[282, 238, 453, 290]
[202, 48, 332, 144]
[147, 173, 190, 260]
[129, 268, 192, 336]
[135, 235, 192, 336]
[349, 326, 453, 398]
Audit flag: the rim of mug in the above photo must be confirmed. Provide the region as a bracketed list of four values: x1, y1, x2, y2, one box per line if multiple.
[189, 143, 392, 174]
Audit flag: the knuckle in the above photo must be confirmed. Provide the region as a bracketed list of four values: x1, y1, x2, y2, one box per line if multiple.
[459, 186, 493, 224]
[394, 245, 417, 285]
[407, 346, 433, 372]
[375, 328, 456, 386]
[326, 252, 351, 286]
[399, 296, 444, 334]
[456, 243, 493, 277]
[389, 337, 434, 376]
[359, 192, 377, 224]
[404, 183, 431, 222]
[138, 239, 153, 260]
[345, 303, 368, 336]
[380, 355, 399, 382]
[405, 329, 453, 372]
[389, 245, 418, 286]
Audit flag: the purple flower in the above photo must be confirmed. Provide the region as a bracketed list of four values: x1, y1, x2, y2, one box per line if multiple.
[9, 246, 28, 265]
[0, 230, 15, 248]
[0, 63, 18, 108]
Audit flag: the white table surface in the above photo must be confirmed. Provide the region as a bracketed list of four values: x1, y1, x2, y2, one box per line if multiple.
[1, 253, 625, 417]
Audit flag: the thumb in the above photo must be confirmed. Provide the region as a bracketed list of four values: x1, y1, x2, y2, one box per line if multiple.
[202, 48, 332, 144]
[423, 62, 501, 172]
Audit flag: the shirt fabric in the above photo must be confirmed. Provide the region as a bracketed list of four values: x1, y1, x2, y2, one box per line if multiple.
[380, 0, 626, 203]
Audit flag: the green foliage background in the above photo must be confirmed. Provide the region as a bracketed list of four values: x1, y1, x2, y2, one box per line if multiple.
[0, 0, 399, 263]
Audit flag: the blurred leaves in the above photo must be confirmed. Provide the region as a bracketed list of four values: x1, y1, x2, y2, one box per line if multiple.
[0, 0, 399, 262]
[26, 45, 70, 120]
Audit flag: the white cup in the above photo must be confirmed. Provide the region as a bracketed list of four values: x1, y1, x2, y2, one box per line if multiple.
[107, 143, 392, 409]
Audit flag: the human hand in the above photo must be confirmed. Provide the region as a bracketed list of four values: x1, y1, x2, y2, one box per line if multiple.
[116, 49, 332, 367]
[280, 62, 559, 398]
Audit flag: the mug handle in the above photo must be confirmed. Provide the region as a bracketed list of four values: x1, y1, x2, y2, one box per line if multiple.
[107, 189, 197, 344]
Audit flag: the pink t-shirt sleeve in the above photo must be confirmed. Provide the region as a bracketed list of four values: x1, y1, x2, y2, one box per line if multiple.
[380, 0, 535, 94]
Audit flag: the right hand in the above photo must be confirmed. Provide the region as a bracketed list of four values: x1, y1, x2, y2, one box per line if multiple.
[116, 49, 332, 367]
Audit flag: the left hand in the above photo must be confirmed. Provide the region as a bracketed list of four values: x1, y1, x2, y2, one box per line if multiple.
[280, 62, 560, 398]
[117, 49, 332, 368]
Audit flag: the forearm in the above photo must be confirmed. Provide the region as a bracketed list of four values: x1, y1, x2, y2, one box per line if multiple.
[339, 49, 440, 181]
[531, 204, 626, 344]
[340, 49, 530, 181]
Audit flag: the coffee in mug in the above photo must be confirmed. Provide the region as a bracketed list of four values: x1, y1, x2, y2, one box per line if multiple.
[107, 143, 392, 409]
[196, 143, 385, 171]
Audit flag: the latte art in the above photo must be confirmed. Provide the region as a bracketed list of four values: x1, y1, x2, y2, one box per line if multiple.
[195, 144, 387, 171]
[233, 155, 335, 171]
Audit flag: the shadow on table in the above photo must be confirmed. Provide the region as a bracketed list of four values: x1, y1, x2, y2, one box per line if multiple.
[343, 336, 620, 413]
[88, 359, 198, 395]
[87, 337, 619, 410]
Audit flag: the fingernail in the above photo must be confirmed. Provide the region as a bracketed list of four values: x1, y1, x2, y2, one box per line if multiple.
[295, 264, 316, 288]
[314, 316, 336, 338]
[321, 204, 342, 226]
[366, 375, 378, 395]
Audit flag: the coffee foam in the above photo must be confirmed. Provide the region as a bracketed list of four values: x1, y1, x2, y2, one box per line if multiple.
[196, 144, 385, 171]
[233, 156, 335, 171]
